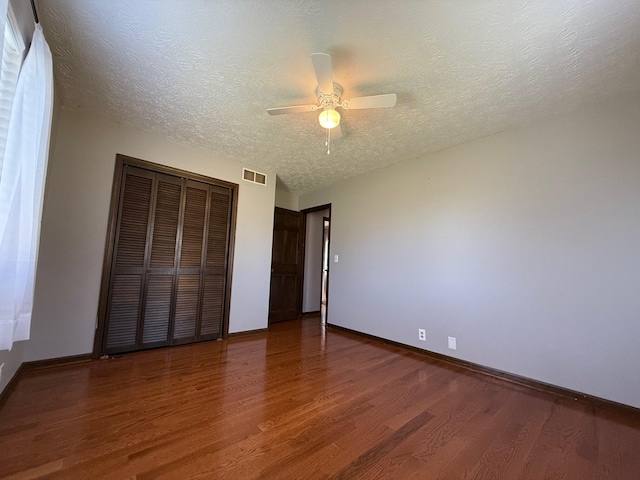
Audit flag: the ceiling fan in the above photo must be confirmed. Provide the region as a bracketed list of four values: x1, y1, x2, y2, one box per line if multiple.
[267, 53, 397, 153]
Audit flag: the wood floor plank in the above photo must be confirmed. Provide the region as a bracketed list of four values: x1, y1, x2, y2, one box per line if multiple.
[0, 317, 639, 479]
[462, 393, 553, 479]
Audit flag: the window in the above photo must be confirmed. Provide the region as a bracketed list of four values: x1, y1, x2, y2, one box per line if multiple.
[0, 4, 25, 176]
[0, 8, 54, 351]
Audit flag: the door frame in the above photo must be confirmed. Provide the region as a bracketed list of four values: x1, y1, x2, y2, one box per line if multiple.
[93, 154, 239, 358]
[300, 204, 332, 323]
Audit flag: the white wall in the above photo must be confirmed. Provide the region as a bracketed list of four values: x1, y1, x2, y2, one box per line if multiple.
[302, 209, 329, 312]
[274, 189, 299, 211]
[300, 93, 640, 408]
[26, 108, 275, 362]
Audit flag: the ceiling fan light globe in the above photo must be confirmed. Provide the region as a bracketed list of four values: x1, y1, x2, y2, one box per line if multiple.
[319, 109, 340, 129]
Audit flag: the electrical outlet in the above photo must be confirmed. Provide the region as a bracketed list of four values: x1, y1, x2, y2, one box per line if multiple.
[418, 329, 426, 341]
[448, 336, 457, 350]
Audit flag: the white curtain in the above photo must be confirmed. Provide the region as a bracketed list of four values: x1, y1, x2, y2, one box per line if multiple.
[0, 1, 6, 58]
[0, 24, 53, 351]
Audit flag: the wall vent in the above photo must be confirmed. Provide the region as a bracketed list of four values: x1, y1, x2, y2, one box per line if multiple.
[242, 168, 267, 186]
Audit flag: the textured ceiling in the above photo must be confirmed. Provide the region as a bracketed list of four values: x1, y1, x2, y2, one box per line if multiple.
[39, 0, 640, 193]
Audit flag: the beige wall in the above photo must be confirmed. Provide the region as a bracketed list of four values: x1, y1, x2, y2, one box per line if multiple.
[25, 108, 276, 362]
[274, 189, 299, 211]
[300, 93, 640, 408]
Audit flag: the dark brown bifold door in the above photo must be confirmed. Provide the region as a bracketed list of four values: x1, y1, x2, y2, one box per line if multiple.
[142, 174, 183, 348]
[268, 207, 304, 323]
[200, 185, 232, 339]
[104, 167, 152, 352]
[173, 182, 231, 344]
[103, 163, 233, 355]
[105, 166, 181, 353]
[172, 181, 207, 344]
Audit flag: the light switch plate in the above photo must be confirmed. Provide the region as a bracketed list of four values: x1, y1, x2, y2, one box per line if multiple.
[334, 254, 339, 263]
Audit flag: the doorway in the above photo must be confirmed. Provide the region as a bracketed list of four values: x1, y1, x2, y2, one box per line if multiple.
[301, 204, 331, 324]
[320, 216, 330, 324]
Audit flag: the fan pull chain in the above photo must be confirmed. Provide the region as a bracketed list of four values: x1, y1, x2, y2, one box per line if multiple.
[326, 128, 331, 155]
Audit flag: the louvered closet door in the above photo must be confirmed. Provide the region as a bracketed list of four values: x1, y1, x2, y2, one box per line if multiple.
[103, 160, 234, 355]
[142, 174, 183, 347]
[200, 185, 231, 339]
[173, 181, 232, 344]
[105, 168, 182, 354]
[173, 181, 208, 344]
[105, 167, 154, 353]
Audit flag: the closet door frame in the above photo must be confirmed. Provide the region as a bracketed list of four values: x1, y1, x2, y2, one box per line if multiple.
[93, 154, 238, 358]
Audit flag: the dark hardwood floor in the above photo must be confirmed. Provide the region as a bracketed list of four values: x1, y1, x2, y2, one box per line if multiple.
[0, 317, 639, 479]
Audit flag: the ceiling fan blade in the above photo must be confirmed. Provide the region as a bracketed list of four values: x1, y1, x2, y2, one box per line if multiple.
[267, 105, 318, 115]
[341, 93, 397, 110]
[311, 53, 334, 95]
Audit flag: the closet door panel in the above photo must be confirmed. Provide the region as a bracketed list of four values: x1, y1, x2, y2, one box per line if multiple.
[180, 185, 207, 268]
[173, 274, 200, 342]
[142, 275, 173, 345]
[105, 168, 153, 353]
[106, 275, 142, 349]
[175, 182, 208, 341]
[143, 175, 182, 347]
[114, 172, 152, 268]
[206, 187, 231, 270]
[200, 275, 224, 337]
[199, 186, 231, 339]
[149, 180, 182, 268]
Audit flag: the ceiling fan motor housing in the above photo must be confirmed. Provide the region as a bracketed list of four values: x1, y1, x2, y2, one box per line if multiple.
[316, 83, 343, 110]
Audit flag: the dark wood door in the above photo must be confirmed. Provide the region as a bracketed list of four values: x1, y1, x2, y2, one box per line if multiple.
[141, 173, 183, 348]
[173, 180, 208, 344]
[173, 181, 232, 345]
[199, 185, 233, 339]
[104, 166, 157, 353]
[268, 208, 304, 323]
